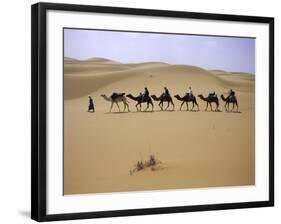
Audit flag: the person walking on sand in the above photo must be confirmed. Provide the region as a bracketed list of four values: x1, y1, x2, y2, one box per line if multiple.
[88, 95, 95, 112]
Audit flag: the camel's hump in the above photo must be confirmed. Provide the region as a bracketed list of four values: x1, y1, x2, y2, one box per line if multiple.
[111, 92, 126, 99]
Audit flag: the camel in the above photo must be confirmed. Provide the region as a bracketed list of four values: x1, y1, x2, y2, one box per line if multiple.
[198, 94, 219, 111]
[100, 93, 130, 113]
[221, 95, 239, 112]
[126, 94, 154, 112]
[174, 94, 199, 111]
[151, 93, 175, 111]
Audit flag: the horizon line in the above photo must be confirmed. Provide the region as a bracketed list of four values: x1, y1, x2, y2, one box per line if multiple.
[63, 56, 255, 75]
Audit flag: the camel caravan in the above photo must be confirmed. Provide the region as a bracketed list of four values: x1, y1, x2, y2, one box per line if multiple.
[89, 87, 239, 113]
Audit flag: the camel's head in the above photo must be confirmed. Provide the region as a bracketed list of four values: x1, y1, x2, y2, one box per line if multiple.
[126, 94, 132, 97]
[197, 94, 205, 100]
[151, 95, 156, 99]
[174, 95, 181, 100]
[100, 94, 106, 97]
[220, 94, 226, 100]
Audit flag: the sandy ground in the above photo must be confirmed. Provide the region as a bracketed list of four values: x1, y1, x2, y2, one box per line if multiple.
[63, 58, 255, 195]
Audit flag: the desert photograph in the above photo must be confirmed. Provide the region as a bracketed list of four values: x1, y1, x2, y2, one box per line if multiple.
[63, 29, 255, 195]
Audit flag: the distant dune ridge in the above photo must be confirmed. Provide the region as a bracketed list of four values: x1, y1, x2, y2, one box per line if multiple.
[64, 57, 254, 100]
[63, 57, 255, 195]
[64, 57, 77, 61]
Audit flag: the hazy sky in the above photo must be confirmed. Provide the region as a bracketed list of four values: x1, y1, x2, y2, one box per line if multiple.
[64, 28, 255, 74]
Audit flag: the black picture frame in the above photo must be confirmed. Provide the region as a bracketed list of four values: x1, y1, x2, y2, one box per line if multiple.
[31, 2, 274, 222]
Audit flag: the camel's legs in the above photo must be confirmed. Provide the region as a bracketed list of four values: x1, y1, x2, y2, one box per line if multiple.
[210, 102, 213, 111]
[147, 101, 154, 112]
[230, 102, 235, 111]
[171, 100, 175, 110]
[236, 102, 239, 112]
[145, 102, 149, 111]
[122, 99, 128, 112]
[126, 101, 130, 112]
[195, 101, 199, 111]
[180, 101, 184, 111]
[123, 102, 129, 112]
[186, 102, 189, 111]
[165, 101, 170, 110]
[224, 102, 227, 111]
[109, 102, 114, 112]
[191, 102, 195, 111]
[159, 101, 163, 110]
[205, 102, 208, 111]
[136, 103, 140, 111]
[115, 102, 121, 112]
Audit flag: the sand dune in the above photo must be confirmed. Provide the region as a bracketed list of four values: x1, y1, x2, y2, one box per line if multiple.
[64, 57, 77, 61]
[64, 58, 249, 99]
[86, 57, 121, 63]
[64, 58, 255, 195]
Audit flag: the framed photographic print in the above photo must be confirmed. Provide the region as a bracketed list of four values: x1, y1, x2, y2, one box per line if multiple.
[31, 2, 274, 222]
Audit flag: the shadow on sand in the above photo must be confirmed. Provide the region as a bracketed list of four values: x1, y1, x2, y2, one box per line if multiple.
[104, 109, 178, 114]
[101, 109, 241, 114]
[202, 109, 222, 113]
[154, 109, 175, 113]
[104, 111, 132, 114]
[226, 110, 242, 114]
[178, 110, 200, 112]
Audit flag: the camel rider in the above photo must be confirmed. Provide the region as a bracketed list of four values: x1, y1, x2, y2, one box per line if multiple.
[228, 89, 235, 100]
[164, 87, 170, 97]
[142, 87, 149, 100]
[186, 86, 193, 98]
[208, 91, 216, 98]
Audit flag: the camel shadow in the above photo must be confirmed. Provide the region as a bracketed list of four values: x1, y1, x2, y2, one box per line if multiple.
[226, 110, 242, 114]
[154, 109, 175, 113]
[136, 110, 155, 113]
[178, 110, 200, 112]
[127, 110, 155, 113]
[104, 111, 156, 114]
[104, 111, 131, 114]
[203, 109, 222, 113]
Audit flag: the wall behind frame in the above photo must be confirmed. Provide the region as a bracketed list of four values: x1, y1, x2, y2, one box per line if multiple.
[0, 0, 279, 223]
